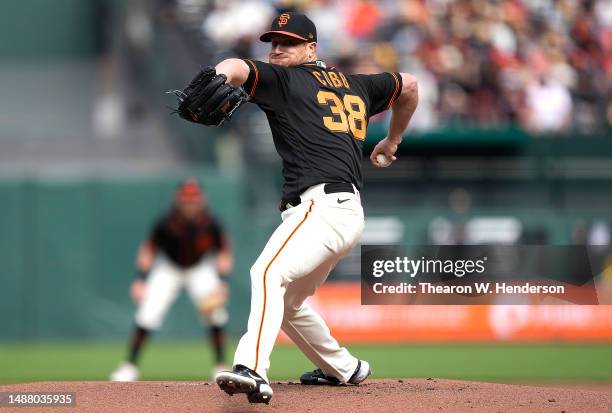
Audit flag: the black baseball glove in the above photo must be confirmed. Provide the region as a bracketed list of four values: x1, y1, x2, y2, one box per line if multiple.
[169, 66, 248, 127]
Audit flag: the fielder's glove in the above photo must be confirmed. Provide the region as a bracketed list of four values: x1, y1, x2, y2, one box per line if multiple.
[169, 66, 248, 127]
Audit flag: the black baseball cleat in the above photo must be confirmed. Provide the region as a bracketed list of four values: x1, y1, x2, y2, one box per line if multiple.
[300, 360, 371, 386]
[215, 364, 273, 404]
[300, 369, 341, 386]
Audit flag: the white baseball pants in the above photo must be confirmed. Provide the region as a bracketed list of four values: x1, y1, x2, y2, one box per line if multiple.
[233, 183, 365, 383]
[135, 256, 228, 330]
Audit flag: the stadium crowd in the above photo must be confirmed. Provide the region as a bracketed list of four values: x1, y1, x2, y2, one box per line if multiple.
[172, 0, 612, 134]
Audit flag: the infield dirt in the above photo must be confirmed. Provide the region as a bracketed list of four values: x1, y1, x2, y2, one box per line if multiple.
[2, 379, 612, 412]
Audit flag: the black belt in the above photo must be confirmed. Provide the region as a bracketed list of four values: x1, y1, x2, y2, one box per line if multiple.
[279, 182, 355, 211]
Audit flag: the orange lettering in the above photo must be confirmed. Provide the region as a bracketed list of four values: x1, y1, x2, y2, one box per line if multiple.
[339, 72, 350, 88]
[328, 72, 343, 88]
[278, 13, 290, 27]
[312, 71, 328, 86]
[322, 70, 333, 86]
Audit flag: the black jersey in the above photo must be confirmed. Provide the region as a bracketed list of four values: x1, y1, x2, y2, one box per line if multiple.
[243, 59, 402, 202]
[150, 210, 224, 268]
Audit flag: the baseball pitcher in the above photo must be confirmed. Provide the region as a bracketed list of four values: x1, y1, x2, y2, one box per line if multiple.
[110, 178, 233, 381]
[170, 12, 418, 404]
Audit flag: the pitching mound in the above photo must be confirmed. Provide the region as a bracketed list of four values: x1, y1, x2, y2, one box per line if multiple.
[2, 380, 612, 412]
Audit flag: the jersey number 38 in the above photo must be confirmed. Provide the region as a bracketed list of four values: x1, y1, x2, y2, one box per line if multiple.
[317, 91, 367, 141]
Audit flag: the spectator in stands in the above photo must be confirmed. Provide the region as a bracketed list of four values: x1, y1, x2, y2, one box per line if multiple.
[191, 0, 611, 134]
[523, 73, 573, 132]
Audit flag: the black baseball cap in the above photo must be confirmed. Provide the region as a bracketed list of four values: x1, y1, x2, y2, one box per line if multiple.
[260, 12, 317, 43]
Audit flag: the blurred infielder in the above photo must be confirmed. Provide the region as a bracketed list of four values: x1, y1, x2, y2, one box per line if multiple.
[111, 178, 233, 381]
[170, 12, 418, 404]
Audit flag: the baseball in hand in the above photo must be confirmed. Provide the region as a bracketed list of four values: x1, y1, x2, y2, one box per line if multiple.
[376, 153, 391, 167]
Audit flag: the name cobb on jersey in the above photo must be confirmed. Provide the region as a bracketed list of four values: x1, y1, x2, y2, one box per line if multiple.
[309, 67, 368, 142]
[311, 69, 350, 89]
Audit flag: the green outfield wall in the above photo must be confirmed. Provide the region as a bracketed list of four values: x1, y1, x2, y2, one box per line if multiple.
[2, 134, 612, 341]
[0, 170, 254, 340]
[0, 0, 110, 59]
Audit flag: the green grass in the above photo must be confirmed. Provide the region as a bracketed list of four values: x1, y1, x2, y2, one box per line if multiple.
[1, 341, 612, 384]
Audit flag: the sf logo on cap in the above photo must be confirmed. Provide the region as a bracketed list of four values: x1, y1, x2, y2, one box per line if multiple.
[278, 13, 290, 27]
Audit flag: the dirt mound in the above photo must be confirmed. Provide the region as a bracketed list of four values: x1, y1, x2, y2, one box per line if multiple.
[2, 379, 611, 412]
